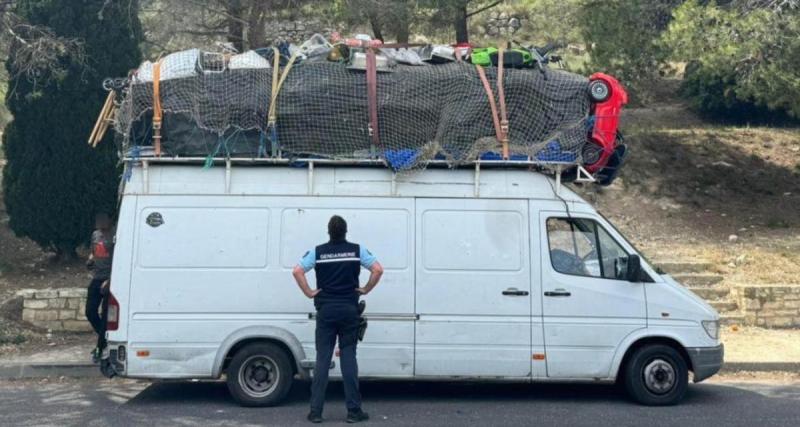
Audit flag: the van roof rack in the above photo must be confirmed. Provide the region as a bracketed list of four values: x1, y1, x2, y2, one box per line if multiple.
[122, 156, 595, 196]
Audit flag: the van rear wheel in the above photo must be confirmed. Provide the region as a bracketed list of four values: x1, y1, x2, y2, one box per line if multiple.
[226, 343, 293, 407]
[623, 344, 688, 406]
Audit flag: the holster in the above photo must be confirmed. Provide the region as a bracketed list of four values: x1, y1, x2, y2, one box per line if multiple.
[357, 300, 367, 341]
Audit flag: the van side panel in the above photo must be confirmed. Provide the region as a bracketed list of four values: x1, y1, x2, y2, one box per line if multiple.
[127, 196, 278, 377]
[125, 195, 414, 378]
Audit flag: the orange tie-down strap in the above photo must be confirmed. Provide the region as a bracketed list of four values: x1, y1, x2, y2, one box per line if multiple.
[366, 49, 380, 148]
[475, 65, 503, 142]
[152, 60, 163, 156]
[475, 49, 510, 159]
[497, 48, 510, 159]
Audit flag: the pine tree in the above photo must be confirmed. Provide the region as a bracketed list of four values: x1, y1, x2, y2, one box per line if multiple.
[2, 0, 142, 257]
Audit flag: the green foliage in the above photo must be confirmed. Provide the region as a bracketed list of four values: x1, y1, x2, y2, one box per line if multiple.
[509, 0, 584, 46]
[578, 0, 681, 103]
[664, 0, 800, 119]
[2, 0, 142, 256]
[0, 333, 27, 345]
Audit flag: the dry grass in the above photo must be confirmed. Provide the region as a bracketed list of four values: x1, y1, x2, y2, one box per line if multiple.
[636, 234, 800, 285]
[577, 103, 800, 285]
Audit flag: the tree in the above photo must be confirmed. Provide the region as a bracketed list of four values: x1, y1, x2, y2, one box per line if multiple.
[427, 0, 505, 43]
[0, 1, 86, 84]
[144, 0, 325, 53]
[664, 0, 800, 119]
[336, 0, 415, 42]
[577, 0, 682, 103]
[2, 0, 142, 258]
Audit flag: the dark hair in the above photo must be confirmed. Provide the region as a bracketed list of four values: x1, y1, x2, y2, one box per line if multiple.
[328, 215, 347, 241]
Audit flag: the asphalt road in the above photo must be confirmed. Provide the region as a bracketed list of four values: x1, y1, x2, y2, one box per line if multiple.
[1, 377, 799, 427]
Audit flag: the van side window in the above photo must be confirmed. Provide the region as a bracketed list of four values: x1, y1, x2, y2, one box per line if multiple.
[546, 218, 630, 280]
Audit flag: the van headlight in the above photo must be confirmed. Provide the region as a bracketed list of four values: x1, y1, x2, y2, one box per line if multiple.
[702, 320, 720, 340]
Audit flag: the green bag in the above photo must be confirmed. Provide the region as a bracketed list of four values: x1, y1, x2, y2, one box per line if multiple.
[471, 47, 534, 68]
[470, 47, 497, 66]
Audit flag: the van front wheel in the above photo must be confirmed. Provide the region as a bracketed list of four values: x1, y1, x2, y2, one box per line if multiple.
[623, 344, 688, 406]
[226, 343, 293, 407]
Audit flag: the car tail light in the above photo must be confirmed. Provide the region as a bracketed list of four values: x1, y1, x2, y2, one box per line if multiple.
[107, 291, 120, 331]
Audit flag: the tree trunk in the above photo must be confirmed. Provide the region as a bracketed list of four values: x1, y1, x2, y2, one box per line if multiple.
[454, 4, 469, 44]
[226, 0, 246, 52]
[368, 12, 385, 42]
[248, 9, 267, 49]
[394, 1, 410, 43]
[55, 244, 78, 262]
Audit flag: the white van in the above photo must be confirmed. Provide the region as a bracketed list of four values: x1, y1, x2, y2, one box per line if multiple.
[103, 160, 723, 406]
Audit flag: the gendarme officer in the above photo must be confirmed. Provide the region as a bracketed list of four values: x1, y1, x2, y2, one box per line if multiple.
[292, 215, 384, 424]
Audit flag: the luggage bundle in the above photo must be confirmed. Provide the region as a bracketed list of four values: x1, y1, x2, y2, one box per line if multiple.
[110, 35, 627, 180]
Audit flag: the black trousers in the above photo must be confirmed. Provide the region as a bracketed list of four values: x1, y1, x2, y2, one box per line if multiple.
[310, 302, 362, 414]
[85, 278, 109, 350]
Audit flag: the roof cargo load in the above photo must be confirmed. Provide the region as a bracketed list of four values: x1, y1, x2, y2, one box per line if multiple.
[105, 41, 627, 181]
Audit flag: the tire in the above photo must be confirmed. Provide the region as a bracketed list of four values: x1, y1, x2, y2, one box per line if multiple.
[226, 343, 293, 407]
[623, 344, 689, 406]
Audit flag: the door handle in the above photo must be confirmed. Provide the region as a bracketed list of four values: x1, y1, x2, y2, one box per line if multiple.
[502, 288, 529, 296]
[544, 290, 572, 297]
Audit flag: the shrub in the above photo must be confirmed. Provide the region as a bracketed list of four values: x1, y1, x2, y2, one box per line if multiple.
[2, 0, 142, 257]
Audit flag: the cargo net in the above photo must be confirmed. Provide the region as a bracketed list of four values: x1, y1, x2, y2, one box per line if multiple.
[115, 49, 591, 171]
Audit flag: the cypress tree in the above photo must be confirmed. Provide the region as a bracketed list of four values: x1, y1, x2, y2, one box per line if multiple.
[2, 0, 142, 257]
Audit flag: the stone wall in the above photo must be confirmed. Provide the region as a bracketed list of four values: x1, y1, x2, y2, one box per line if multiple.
[263, 18, 335, 44]
[17, 288, 92, 332]
[17, 285, 800, 330]
[734, 285, 800, 328]
[478, 11, 524, 38]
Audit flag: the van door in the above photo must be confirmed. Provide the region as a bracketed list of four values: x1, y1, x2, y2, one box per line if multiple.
[415, 199, 532, 378]
[539, 211, 646, 378]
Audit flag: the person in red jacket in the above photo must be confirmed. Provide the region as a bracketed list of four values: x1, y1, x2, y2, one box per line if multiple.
[86, 212, 115, 363]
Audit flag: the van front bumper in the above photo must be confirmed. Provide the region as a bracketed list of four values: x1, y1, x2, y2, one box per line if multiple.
[687, 344, 724, 382]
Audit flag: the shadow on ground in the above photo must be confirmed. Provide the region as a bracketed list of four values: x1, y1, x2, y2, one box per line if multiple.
[127, 379, 728, 407]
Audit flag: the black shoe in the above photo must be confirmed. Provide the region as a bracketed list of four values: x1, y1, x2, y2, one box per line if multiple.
[346, 410, 369, 423]
[307, 411, 323, 424]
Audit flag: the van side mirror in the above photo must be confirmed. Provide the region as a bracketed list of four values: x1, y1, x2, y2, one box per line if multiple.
[626, 254, 641, 282]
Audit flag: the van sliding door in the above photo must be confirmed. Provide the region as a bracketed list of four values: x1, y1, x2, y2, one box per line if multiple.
[414, 199, 532, 378]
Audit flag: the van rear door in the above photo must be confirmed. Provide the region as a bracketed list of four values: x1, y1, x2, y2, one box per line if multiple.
[415, 199, 532, 378]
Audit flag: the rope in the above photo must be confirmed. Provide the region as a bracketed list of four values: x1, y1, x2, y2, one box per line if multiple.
[266, 47, 300, 157]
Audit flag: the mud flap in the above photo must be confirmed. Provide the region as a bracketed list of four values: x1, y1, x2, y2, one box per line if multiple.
[100, 358, 117, 378]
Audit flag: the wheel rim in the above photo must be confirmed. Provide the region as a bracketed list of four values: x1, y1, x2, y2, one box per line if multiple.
[642, 358, 676, 395]
[238, 355, 280, 398]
